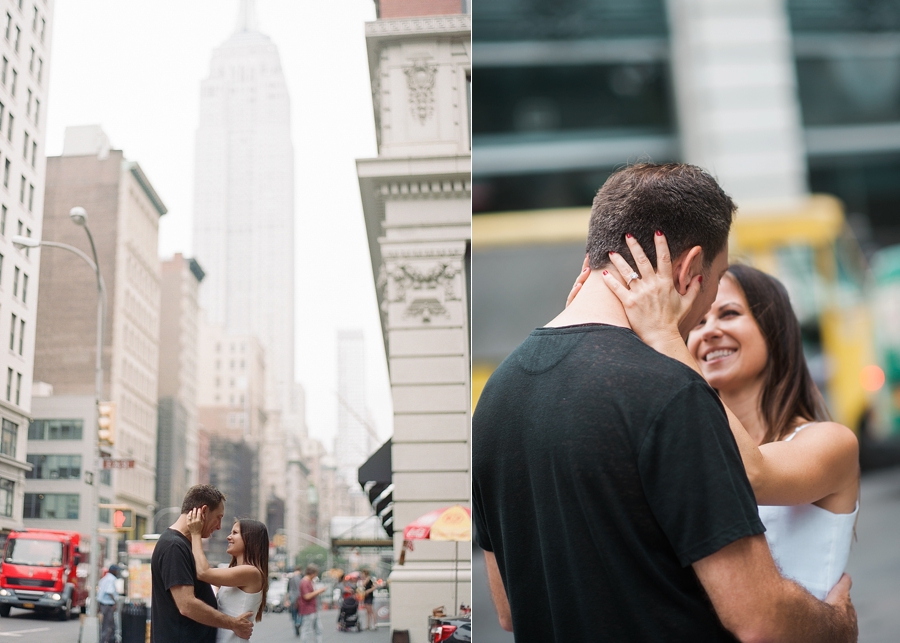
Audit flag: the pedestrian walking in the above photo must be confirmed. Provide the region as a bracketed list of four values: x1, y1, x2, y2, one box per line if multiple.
[287, 566, 303, 635]
[298, 564, 326, 642]
[360, 570, 376, 630]
[98, 564, 121, 643]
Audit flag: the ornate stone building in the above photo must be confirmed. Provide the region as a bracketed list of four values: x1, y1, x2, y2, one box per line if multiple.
[357, 1, 471, 638]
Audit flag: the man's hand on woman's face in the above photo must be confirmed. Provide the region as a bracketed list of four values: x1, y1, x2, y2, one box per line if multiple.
[187, 507, 205, 536]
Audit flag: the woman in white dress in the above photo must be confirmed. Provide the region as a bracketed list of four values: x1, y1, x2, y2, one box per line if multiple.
[187, 511, 269, 642]
[569, 232, 860, 600]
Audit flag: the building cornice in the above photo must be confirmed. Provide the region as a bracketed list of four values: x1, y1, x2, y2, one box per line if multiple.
[365, 14, 471, 40]
[124, 161, 168, 217]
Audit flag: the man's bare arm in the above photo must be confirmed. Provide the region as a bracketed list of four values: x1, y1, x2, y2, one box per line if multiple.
[483, 550, 512, 632]
[170, 585, 254, 638]
[693, 534, 857, 643]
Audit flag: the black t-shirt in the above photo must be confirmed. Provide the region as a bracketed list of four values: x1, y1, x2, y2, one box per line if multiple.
[363, 579, 374, 604]
[150, 528, 218, 643]
[473, 325, 765, 642]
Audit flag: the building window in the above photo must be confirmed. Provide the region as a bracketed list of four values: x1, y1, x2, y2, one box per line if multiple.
[25, 454, 82, 480]
[11, 69, 17, 97]
[9, 312, 15, 349]
[21, 273, 26, 302]
[18, 175, 24, 202]
[39, 17, 44, 42]
[0, 57, 6, 85]
[0, 418, 16, 457]
[0, 478, 13, 517]
[31, 141, 36, 167]
[1, 206, 5, 234]
[4, 367, 10, 400]
[33, 98, 38, 125]
[28, 46, 33, 72]
[31, 6, 36, 32]
[7, 113, 13, 142]
[99, 496, 110, 523]
[16, 371, 21, 404]
[28, 419, 84, 440]
[18, 318, 23, 354]
[100, 469, 111, 486]
[14, 25, 20, 52]
[27, 183, 32, 211]
[22, 130, 27, 157]
[12, 266, 18, 296]
[4, 159, 9, 187]
[36, 57, 41, 84]
[4, 13, 10, 41]
[23, 493, 80, 520]
[0, 252, 4, 280]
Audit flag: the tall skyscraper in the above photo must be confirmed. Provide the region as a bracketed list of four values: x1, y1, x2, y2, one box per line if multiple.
[335, 330, 373, 485]
[0, 0, 54, 536]
[192, 0, 295, 417]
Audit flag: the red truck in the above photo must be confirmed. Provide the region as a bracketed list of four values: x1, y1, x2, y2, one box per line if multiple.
[0, 529, 88, 619]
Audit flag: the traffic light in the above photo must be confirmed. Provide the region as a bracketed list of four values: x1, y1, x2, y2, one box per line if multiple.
[112, 508, 133, 529]
[98, 401, 116, 446]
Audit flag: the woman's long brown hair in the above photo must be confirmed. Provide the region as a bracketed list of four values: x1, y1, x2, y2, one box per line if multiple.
[724, 265, 831, 444]
[229, 518, 269, 622]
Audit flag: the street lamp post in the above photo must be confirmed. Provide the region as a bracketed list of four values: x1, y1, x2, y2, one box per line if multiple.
[13, 206, 107, 643]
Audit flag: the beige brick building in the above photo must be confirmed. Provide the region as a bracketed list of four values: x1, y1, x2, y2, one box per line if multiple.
[34, 125, 165, 539]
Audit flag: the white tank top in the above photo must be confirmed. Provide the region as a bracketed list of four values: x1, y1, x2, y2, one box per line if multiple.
[215, 585, 262, 643]
[756, 423, 858, 600]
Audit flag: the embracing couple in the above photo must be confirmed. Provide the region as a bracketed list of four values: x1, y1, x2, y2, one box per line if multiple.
[150, 484, 270, 643]
[473, 164, 860, 642]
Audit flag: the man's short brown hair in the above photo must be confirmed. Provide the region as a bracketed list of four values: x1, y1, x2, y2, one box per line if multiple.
[586, 163, 736, 272]
[181, 484, 226, 514]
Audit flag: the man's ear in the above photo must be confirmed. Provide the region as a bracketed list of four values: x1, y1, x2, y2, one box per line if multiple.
[673, 246, 703, 295]
[200, 505, 208, 518]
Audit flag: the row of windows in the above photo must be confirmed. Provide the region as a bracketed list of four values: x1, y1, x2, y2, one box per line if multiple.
[28, 419, 83, 440]
[0, 258, 30, 301]
[23, 492, 78, 520]
[25, 453, 81, 480]
[0, 100, 40, 172]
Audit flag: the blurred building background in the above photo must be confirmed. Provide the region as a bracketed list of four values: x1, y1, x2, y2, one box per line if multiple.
[474, 0, 900, 440]
[473, 2, 900, 641]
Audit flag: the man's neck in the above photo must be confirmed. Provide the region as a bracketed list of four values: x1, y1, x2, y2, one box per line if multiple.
[169, 515, 190, 539]
[545, 272, 631, 329]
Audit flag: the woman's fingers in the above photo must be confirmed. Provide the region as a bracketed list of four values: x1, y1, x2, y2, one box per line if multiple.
[683, 273, 703, 309]
[608, 251, 635, 286]
[566, 259, 591, 307]
[624, 234, 653, 279]
[653, 231, 673, 281]
[600, 269, 631, 306]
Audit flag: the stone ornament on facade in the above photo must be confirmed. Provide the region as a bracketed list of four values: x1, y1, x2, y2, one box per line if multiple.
[405, 61, 438, 124]
[381, 261, 461, 323]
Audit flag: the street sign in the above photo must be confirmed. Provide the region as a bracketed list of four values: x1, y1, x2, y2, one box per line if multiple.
[102, 459, 135, 469]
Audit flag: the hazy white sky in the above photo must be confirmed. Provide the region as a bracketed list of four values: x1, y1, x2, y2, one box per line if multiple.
[45, 0, 393, 450]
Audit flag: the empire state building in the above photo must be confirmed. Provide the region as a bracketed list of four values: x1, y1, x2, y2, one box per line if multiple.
[192, 0, 296, 415]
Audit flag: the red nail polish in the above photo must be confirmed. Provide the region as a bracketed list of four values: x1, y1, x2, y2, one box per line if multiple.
[602, 270, 608, 275]
[609, 251, 616, 255]
[698, 276, 703, 284]
[656, 230, 663, 236]
[625, 233, 633, 239]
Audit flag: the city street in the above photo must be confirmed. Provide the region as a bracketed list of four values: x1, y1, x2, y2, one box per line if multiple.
[0, 607, 391, 642]
[473, 465, 900, 643]
[0, 609, 80, 641]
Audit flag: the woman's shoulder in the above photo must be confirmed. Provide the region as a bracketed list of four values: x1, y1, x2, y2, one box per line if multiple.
[791, 421, 859, 452]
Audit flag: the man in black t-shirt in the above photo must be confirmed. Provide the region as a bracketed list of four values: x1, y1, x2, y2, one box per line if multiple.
[150, 484, 254, 643]
[473, 164, 857, 642]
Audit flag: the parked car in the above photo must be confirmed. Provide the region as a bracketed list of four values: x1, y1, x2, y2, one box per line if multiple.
[266, 578, 288, 613]
[429, 613, 471, 643]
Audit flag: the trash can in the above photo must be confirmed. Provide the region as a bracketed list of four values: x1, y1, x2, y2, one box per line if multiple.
[121, 601, 148, 643]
